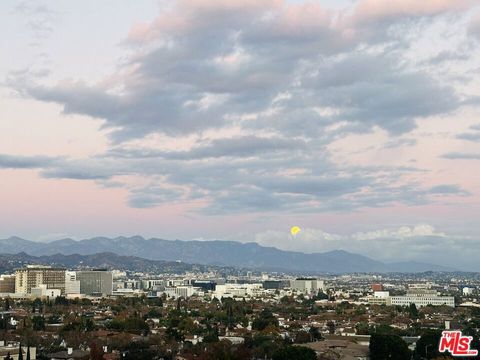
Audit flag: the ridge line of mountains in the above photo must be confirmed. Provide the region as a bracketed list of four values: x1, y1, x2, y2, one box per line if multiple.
[0, 236, 455, 273]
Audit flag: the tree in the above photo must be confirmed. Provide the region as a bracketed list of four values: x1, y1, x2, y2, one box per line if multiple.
[315, 291, 329, 300]
[309, 326, 322, 341]
[32, 298, 42, 313]
[272, 345, 317, 360]
[318, 349, 341, 360]
[17, 343, 23, 360]
[326, 321, 335, 335]
[54, 296, 69, 306]
[370, 334, 410, 360]
[294, 331, 311, 344]
[252, 309, 278, 331]
[31, 316, 45, 331]
[409, 303, 419, 320]
[355, 322, 369, 335]
[199, 340, 235, 360]
[122, 341, 156, 360]
[89, 340, 104, 360]
[414, 330, 443, 359]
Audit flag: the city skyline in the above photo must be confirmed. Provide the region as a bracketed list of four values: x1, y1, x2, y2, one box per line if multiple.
[1, 0, 480, 267]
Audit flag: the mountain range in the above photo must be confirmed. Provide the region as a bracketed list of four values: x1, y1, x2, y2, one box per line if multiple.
[0, 236, 455, 273]
[0, 252, 231, 275]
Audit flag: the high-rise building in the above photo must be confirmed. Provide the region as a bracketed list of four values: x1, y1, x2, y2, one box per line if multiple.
[291, 278, 325, 294]
[0, 275, 15, 293]
[76, 270, 113, 296]
[15, 266, 66, 294]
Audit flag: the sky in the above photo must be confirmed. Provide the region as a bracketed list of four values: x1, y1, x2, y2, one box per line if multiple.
[1, 0, 480, 269]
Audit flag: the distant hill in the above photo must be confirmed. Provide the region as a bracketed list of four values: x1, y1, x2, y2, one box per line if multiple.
[0, 252, 230, 274]
[0, 236, 455, 273]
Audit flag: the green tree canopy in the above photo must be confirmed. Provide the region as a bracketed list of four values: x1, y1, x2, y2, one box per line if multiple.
[370, 334, 410, 360]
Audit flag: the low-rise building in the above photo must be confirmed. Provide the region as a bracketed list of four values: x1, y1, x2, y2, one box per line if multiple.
[390, 289, 455, 308]
[31, 284, 61, 299]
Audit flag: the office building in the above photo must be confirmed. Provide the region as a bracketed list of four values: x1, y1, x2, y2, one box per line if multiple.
[164, 285, 198, 298]
[76, 270, 113, 296]
[0, 275, 15, 293]
[191, 280, 217, 291]
[263, 280, 289, 290]
[15, 266, 66, 295]
[291, 278, 325, 294]
[389, 289, 455, 308]
[65, 271, 81, 295]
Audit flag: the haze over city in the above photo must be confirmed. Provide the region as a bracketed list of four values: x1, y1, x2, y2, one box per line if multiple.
[1, 0, 480, 269]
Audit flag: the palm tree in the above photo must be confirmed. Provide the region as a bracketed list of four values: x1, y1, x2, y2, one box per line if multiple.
[17, 342, 23, 360]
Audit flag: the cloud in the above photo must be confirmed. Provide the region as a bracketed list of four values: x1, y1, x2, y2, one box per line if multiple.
[108, 135, 307, 160]
[0, 154, 57, 169]
[352, 0, 470, 25]
[14, 0, 465, 142]
[457, 132, 480, 141]
[13, 1, 57, 41]
[351, 224, 445, 240]
[128, 186, 186, 208]
[0, 143, 463, 213]
[468, 11, 480, 40]
[382, 137, 417, 149]
[38, 157, 124, 180]
[3, 0, 477, 216]
[251, 224, 479, 269]
[457, 124, 480, 141]
[442, 152, 480, 160]
[427, 184, 470, 195]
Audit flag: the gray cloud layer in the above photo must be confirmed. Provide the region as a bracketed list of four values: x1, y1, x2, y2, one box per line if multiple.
[5, 0, 478, 215]
[14, 2, 469, 141]
[0, 154, 57, 169]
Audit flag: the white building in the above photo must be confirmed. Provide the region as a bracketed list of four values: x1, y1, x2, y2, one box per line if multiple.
[367, 289, 454, 308]
[463, 287, 474, 296]
[367, 291, 390, 305]
[389, 289, 454, 308]
[142, 279, 165, 290]
[15, 266, 66, 295]
[213, 283, 263, 299]
[65, 271, 81, 295]
[31, 284, 61, 299]
[163, 285, 199, 298]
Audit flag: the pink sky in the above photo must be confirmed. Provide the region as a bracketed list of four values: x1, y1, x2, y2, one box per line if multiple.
[0, 0, 480, 265]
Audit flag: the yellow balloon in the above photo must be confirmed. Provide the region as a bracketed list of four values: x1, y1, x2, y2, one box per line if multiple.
[290, 226, 301, 236]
